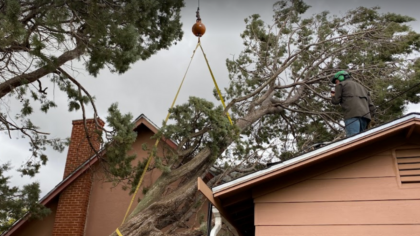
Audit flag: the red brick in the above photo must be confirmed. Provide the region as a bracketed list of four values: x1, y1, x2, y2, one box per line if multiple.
[52, 119, 104, 236]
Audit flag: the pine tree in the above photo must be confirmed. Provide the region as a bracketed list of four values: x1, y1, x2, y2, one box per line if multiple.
[114, 1, 420, 235]
[0, 0, 184, 231]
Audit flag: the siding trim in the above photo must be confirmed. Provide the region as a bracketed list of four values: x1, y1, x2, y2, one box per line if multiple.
[393, 148, 420, 188]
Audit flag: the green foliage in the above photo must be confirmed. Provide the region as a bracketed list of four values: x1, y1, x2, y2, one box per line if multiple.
[103, 104, 137, 181]
[158, 97, 239, 164]
[51, 74, 91, 112]
[78, 0, 184, 75]
[225, 0, 420, 160]
[0, 164, 50, 234]
[1, 0, 184, 75]
[199, 222, 207, 235]
[128, 157, 150, 194]
[0, 0, 185, 231]
[142, 186, 150, 195]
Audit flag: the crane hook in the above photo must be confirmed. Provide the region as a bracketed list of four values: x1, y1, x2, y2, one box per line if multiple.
[192, 7, 206, 39]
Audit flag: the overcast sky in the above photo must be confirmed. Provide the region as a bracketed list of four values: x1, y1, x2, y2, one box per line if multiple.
[2, 0, 420, 198]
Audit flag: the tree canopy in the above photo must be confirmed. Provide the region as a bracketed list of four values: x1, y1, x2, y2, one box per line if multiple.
[224, 1, 420, 161]
[2, 0, 420, 235]
[115, 1, 420, 235]
[0, 0, 184, 231]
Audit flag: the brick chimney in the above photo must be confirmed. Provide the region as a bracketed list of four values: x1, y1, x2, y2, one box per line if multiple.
[52, 118, 104, 236]
[63, 118, 105, 178]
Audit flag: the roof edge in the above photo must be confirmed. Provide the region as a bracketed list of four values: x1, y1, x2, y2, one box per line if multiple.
[213, 113, 420, 194]
[2, 113, 173, 236]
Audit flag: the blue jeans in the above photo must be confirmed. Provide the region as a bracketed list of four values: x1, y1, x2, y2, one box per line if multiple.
[344, 117, 369, 137]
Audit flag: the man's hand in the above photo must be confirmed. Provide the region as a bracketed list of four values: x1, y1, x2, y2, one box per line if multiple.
[330, 91, 335, 97]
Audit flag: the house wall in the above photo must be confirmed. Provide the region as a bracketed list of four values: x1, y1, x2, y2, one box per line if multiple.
[254, 145, 420, 236]
[84, 125, 167, 236]
[6, 120, 207, 236]
[10, 198, 58, 236]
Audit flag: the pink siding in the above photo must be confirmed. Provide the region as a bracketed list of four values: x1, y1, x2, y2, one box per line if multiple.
[254, 145, 420, 236]
[256, 226, 420, 236]
[11, 199, 58, 236]
[84, 127, 165, 236]
[7, 123, 194, 236]
[7, 128, 157, 236]
[256, 201, 420, 225]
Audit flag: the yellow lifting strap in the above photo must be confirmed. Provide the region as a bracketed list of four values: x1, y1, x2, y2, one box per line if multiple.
[116, 40, 232, 235]
[199, 43, 233, 125]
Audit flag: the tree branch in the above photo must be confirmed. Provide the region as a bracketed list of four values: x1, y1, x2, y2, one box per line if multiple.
[0, 46, 84, 98]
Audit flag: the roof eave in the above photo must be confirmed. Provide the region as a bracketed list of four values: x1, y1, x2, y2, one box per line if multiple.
[213, 114, 420, 197]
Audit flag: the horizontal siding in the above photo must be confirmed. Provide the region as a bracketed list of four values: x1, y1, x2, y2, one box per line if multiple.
[255, 200, 420, 225]
[399, 163, 420, 170]
[255, 154, 418, 203]
[312, 154, 395, 180]
[256, 225, 420, 236]
[401, 176, 420, 182]
[254, 146, 420, 235]
[396, 149, 420, 157]
[400, 169, 420, 176]
[398, 157, 420, 164]
[255, 177, 420, 202]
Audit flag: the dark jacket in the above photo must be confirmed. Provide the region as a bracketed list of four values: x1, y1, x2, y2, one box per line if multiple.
[331, 79, 375, 120]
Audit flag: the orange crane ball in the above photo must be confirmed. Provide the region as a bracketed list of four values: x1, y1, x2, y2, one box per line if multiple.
[192, 20, 206, 37]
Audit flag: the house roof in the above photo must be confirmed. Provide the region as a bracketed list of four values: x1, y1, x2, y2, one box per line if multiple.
[198, 113, 420, 236]
[2, 114, 176, 236]
[213, 113, 420, 196]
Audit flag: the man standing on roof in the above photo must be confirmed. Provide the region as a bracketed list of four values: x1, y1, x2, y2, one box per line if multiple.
[331, 71, 375, 137]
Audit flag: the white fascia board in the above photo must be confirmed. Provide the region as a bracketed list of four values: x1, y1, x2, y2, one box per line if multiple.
[212, 113, 420, 193]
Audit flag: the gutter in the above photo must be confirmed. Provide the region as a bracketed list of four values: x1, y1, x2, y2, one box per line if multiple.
[213, 113, 420, 194]
[210, 206, 221, 236]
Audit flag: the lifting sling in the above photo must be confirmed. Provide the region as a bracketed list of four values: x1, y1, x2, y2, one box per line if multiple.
[116, 40, 232, 235]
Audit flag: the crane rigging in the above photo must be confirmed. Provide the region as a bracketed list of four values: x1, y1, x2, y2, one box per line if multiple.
[192, 6, 206, 38]
[115, 3, 231, 235]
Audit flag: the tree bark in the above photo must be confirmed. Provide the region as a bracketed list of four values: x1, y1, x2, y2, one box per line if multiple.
[0, 46, 84, 98]
[114, 160, 211, 236]
[112, 92, 287, 235]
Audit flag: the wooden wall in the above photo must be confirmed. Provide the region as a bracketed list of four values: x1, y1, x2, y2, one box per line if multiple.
[254, 145, 420, 236]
